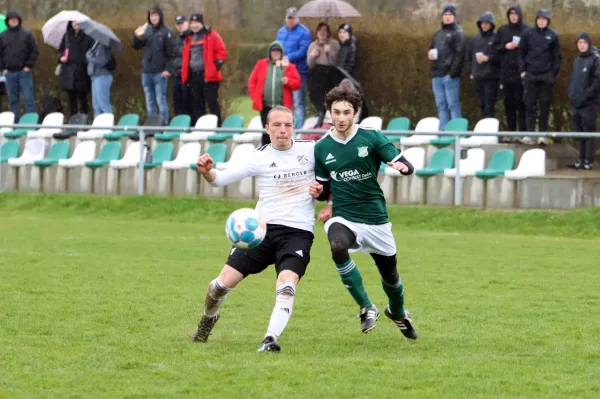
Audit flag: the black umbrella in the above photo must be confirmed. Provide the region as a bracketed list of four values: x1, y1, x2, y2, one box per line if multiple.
[77, 19, 122, 52]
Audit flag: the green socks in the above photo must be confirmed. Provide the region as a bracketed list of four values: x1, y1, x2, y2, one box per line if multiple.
[382, 278, 406, 317]
[336, 259, 372, 308]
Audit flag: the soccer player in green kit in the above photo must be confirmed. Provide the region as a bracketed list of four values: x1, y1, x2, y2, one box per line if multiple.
[309, 82, 418, 339]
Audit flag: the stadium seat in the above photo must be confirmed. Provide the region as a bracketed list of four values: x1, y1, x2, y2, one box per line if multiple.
[58, 141, 96, 167]
[460, 118, 499, 147]
[127, 115, 164, 141]
[430, 118, 469, 147]
[359, 116, 383, 130]
[0, 111, 15, 136]
[180, 114, 219, 141]
[302, 115, 318, 129]
[26, 112, 64, 139]
[444, 148, 485, 177]
[103, 114, 140, 141]
[400, 117, 440, 146]
[0, 140, 20, 163]
[138, 142, 174, 168]
[215, 143, 254, 170]
[504, 148, 546, 180]
[385, 117, 410, 142]
[34, 141, 70, 167]
[384, 147, 426, 177]
[2, 112, 38, 139]
[233, 115, 263, 143]
[154, 114, 192, 141]
[163, 142, 201, 170]
[76, 113, 114, 140]
[109, 142, 146, 169]
[85, 142, 122, 168]
[475, 149, 515, 178]
[415, 148, 454, 176]
[7, 139, 47, 166]
[207, 115, 246, 142]
[54, 113, 88, 140]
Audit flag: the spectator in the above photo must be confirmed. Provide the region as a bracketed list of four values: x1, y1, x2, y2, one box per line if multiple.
[171, 15, 191, 116]
[181, 13, 227, 125]
[132, 5, 175, 124]
[568, 33, 600, 170]
[276, 7, 311, 128]
[519, 9, 562, 141]
[307, 23, 339, 70]
[494, 4, 529, 136]
[86, 41, 115, 117]
[58, 21, 93, 118]
[428, 5, 466, 130]
[336, 24, 357, 77]
[248, 41, 301, 145]
[468, 12, 500, 118]
[0, 10, 38, 122]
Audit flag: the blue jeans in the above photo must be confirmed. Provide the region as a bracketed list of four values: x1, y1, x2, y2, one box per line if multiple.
[5, 70, 36, 122]
[432, 75, 462, 130]
[292, 74, 307, 128]
[91, 74, 113, 118]
[142, 73, 169, 124]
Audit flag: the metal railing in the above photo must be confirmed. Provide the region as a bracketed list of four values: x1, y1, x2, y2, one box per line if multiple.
[1, 122, 599, 204]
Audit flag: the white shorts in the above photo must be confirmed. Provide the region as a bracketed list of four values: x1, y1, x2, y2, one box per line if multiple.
[324, 216, 397, 256]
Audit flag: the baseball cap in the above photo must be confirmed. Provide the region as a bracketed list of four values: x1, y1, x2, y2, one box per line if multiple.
[175, 15, 186, 24]
[286, 7, 298, 18]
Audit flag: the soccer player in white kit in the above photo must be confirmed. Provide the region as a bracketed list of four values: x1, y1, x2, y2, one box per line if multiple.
[193, 106, 316, 352]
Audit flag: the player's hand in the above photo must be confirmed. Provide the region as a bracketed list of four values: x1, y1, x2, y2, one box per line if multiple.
[309, 181, 323, 198]
[317, 205, 332, 222]
[388, 161, 409, 173]
[196, 154, 214, 174]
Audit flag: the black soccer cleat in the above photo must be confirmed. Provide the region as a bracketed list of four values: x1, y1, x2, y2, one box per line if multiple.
[192, 313, 220, 342]
[384, 306, 418, 340]
[257, 336, 281, 352]
[358, 305, 380, 334]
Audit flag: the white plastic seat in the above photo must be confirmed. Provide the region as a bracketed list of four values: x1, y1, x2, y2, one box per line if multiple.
[400, 117, 440, 146]
[7, 139, 47, 166]
[359, 116, 383, 130]
[302, 116, 318, 129]
[76, 113, 115, 139]
[58, 141, 97, 168]
[180, 114, 218, 141]
[234, 116, 263, 143]
[109, 142, 146, 169]
[504, 148, 546, 180]
[162, 142, 201, 170]
[0, 111, 15, 135]
[444, 148, 486, 177]
[216, 143, 255, 170]
[384, 147, 427, 176]
[460, 118, 499, 147]
[26, 113, 64, 139]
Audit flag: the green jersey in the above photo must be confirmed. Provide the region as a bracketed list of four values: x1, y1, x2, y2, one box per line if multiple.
[314, 126, 402, 225]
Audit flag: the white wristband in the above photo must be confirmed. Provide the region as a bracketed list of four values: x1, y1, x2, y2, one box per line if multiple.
[327, 201, 333, 205]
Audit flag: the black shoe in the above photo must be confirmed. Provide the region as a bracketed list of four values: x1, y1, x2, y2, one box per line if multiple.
[384, 306, 418, 340]
[257, 336, 281, 352]
[568, 159, 583, 170]
[583, 160, 593, 170]
[192, 313, 220, 342]
[358, 305, 380, 334]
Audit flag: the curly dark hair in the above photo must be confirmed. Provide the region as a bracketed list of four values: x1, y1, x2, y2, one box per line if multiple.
[325, 81, 362, 113]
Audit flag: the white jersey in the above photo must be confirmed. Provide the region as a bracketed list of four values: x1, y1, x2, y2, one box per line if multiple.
[211, 140, 316, 233]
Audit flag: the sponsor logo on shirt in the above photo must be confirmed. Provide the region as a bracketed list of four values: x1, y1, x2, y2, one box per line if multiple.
[330, 169, 373, 182]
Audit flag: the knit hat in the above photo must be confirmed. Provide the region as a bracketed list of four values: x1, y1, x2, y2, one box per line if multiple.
[190, 13, 203, 24]
[442, 5, 457, 16]
[338, 23, 352, 35]
[577, 32, 592, 46]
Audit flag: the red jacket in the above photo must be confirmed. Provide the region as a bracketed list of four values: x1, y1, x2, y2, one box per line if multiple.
[248, 59, 301, 111]
[181, 29, 227, 84]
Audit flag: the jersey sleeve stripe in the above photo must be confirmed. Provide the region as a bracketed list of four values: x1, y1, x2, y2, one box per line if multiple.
[390, 153, 403, 163]
[316, 176, 330, 182]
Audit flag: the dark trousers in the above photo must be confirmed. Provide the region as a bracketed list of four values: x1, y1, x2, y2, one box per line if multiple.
[524, 73, 554, 132]
[66, 90, 89, 117]
[572, 105, 597, 163]
[172, 77, 190, 116]
[503, 82, 526, 131]
[260, 106, 272, 146]
[188, 71, 221, 125]
[473, 78, 498, 118]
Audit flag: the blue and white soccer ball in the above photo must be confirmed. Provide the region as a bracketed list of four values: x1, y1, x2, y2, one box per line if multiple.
[225, 208, 267, 249]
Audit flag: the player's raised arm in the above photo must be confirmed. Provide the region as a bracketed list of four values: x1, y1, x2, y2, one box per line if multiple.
[374, 130, 415, 175]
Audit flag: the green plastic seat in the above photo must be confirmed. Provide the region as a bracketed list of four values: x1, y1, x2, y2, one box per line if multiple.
[85, 142, 122, 168]
[207, 133, 236, 142]
[415, 148, 454, 176]
[190, 143, 227, 169]
[34, 141, 70, 167]
[385, 117, 410, 142]
[475, 149, 515, 178]
[103, 113, 140, 141]
[138, 142, 174, 168]
[0, 140, 20, 163]
[430, 118, 469, 147]
[155, 114, 192, 141]
[2, 113, 39, 139]
[379, 163, 389, 173]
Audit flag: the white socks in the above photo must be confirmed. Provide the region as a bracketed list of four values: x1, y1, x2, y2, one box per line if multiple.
[204, 278, 232, 317]
[265, 282, 296, 340]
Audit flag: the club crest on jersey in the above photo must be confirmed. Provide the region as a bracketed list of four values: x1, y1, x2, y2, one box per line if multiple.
[297, 155, 308, 166]
[358, 146, 369, 157]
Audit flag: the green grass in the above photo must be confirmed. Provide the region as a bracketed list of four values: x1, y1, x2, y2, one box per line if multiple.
[1, 194, 599, 398]
[229, 96, 259, 127]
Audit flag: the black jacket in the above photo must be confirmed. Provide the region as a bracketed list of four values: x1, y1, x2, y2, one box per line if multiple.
[58, 24, 93, 92]
[468, 12, 501, 80]
[0, 11, 39, 72]
[519, 12, 562, 77]
[429, 22, 467, 78]
[568, 47, 600, 109]
[337, 36, 357, 77]
[131, 5, 176, 73]
[169, 32, 186, 77]
[493, 4, 529, 84]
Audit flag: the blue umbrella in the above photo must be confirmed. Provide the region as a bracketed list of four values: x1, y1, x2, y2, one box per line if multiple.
[76, 19, 122, 52]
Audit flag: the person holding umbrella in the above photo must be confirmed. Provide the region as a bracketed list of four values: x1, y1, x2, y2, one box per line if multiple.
[86, 40, 116, 117]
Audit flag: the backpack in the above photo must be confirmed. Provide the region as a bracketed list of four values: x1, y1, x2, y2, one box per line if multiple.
[40, 95, 63, 120]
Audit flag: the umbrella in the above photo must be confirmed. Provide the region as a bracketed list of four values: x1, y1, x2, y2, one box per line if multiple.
[0, 14, 6, 34]
[76, 20, 122, 52]
[296, 0, 361, 19]
[42, 10, 90, 49]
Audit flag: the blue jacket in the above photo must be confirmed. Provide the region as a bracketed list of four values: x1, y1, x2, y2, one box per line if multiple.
[276, 23, 311, 75]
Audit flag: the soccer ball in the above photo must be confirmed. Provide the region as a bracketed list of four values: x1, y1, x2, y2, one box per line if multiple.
[225, 208, 267, 249]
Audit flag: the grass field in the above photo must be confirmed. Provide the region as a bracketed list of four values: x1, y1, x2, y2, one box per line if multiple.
[1, 194, 599, 398]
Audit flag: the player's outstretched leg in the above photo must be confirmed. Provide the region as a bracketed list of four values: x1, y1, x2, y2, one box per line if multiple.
[372, 253, 418, 340]
[328, 223, 378, 334]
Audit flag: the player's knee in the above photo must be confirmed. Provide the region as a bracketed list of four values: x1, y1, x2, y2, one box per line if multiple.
[372, 253, 399, 284]
[208, 278, 230, 299]
[329, 238, 350, 254]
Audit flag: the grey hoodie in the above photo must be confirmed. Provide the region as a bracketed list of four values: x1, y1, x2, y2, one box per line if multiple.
[87, 42, 112, 77]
